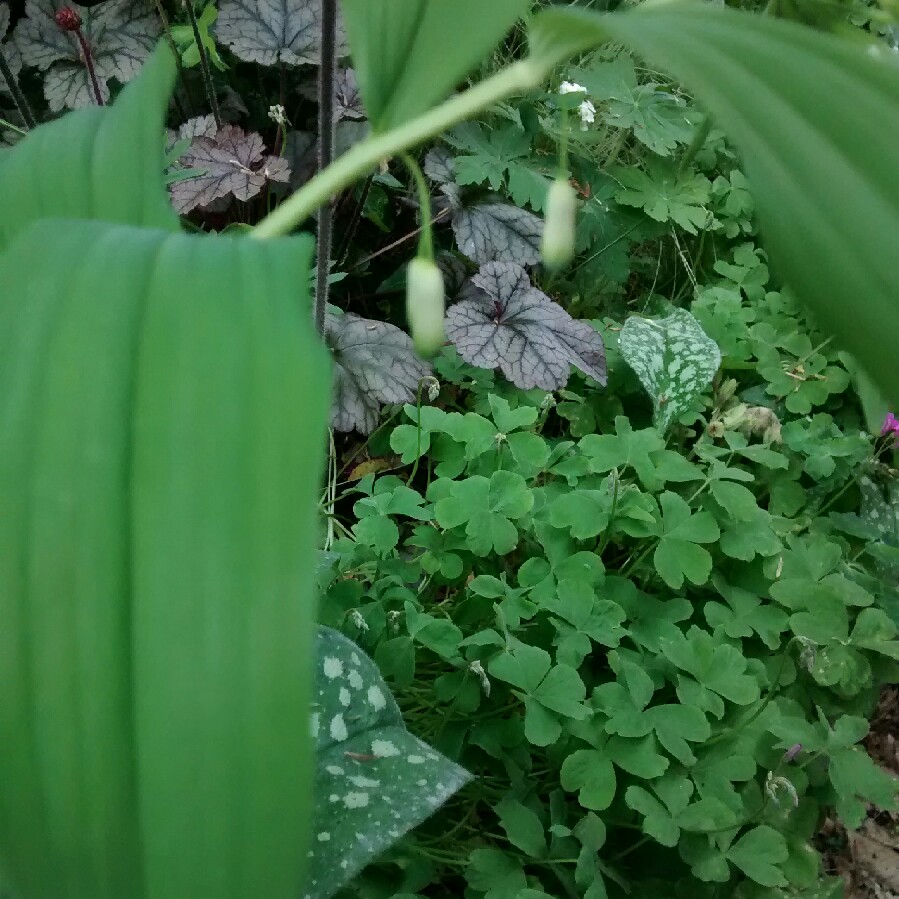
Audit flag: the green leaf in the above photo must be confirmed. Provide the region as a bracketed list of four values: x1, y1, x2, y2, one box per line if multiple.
[340, 0, 531, 130]
[495, 798, 547, 858]
[310, 628, 472, 898]
[0, 45, 179, 253]
[652, 492, 720, 589]
[726, 826, 789, 887]
[614, 160, 711, 233]
[561, 750, 617, 811]
[0, 216, 331, 899]
[0, 48, 333, 898]
[619, 309, 721, 432]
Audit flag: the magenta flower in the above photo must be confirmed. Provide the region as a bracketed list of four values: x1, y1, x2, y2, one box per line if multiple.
[882, 412, 899, 446]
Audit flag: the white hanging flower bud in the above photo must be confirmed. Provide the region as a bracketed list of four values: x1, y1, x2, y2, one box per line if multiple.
[542, 178, 578, 270]
[406, 258, 445, 359]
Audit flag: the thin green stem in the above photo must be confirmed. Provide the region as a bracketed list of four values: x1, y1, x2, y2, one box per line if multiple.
[401, 152, 434, 259]
[407, 379, 429, 486]
[252, 60, 543, 240]
[0, 116, 28, 137]
[183, 0, 221, 128]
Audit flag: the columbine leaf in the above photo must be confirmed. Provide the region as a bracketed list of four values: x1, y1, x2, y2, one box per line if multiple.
[309, 627, 471, 899]
[13, 0, 160, 110]
[215, 0, 345, 66]
[613, 160, 711, 233]
[326, 310, 431, 435]
[445, 261, 607, 390]
[453, 201, 544, 265]
[619, 308, 721, 432]
[169, 124, 290, 213]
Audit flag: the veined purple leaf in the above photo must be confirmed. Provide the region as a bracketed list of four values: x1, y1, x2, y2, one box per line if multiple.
[13, 0, 160, 110]
[215, 0, 346, 67]
[169, 124, 290, 214]
[445, 261, 607, 391]
[327, 310, 431, 435]
[452, 201, 543, 265]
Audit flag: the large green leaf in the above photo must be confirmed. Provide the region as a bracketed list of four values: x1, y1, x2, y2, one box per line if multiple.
[0, 44, 331, 899]
[339, 0, 530, 130]
[530, 4, 899, 403]
[0, 44, 180, 252]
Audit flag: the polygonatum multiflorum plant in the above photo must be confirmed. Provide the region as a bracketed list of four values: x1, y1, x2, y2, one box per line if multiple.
[1, 0, 899, 897]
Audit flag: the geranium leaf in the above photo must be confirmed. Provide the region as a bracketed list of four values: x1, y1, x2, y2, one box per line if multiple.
[309, 627, 471, 899]
[613, 160, 711, 233]
[13, 0, 160, 110]
[339, 0, 530, 131]
[215, 0, 344, 66]
[326, 310, 431, 435]
[452, 202, 543, 265]
[619, 308, 721, 432]
[169, 124, 290, 213]
[445, 261, 607, 391]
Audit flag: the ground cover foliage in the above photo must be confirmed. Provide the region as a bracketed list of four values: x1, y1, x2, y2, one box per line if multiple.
[2, 0, 899, 897]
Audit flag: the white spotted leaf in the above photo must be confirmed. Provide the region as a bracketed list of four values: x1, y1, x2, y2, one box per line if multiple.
[215, 0, 346, 67]
[308, 627, 471, 899]
[445, 261, 607, 391]
[619, 309, 721, 432]
[13, 0, 160, 110]
[326, 309, 431, 435]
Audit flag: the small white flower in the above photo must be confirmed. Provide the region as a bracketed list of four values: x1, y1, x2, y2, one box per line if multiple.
[470, 660, 491, 697]
[349, 609, 369, 632]
[422, 375, 440, 402]
[559, 80, 587, 95]
[387, 610, 401, 633]
[578, 99, 597, 130]
[268, 104, 288, 126]
[765, 772, 799, 808]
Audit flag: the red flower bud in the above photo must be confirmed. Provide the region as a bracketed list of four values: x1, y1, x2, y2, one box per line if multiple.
[55, 6, 82, 31]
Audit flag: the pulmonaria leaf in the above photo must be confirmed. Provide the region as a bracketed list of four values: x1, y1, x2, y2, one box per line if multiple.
[445, 261, 607, 391]
[619, 308, 721, 432]
[308, 627, 471, 899]
[215, 0, 345, 67]
[326, 310, 431, 435]
[168, 124, 290, 213]
[13, 0, 160, 110]
[452, 201, 543, 265]
[613, 159, 711, 233]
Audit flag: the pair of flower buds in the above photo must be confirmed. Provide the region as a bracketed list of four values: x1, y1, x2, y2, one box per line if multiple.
[406, 178, 577, 357]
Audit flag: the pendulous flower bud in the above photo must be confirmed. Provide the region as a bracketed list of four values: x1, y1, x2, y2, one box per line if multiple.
[55, 5, 82, 31]
[541, 178, 578, 270]
[406, 257, 445, 359]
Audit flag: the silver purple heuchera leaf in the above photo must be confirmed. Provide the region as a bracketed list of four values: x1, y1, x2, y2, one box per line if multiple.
[169, 124, 290, 214]
[452, 201, 543, 265]
[445, 261, 607, 391]
[0, 3, 22, 96]
[13, 0, 160, 110]
[215, 0, 346, 67]
[326, 310, 431, 435]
